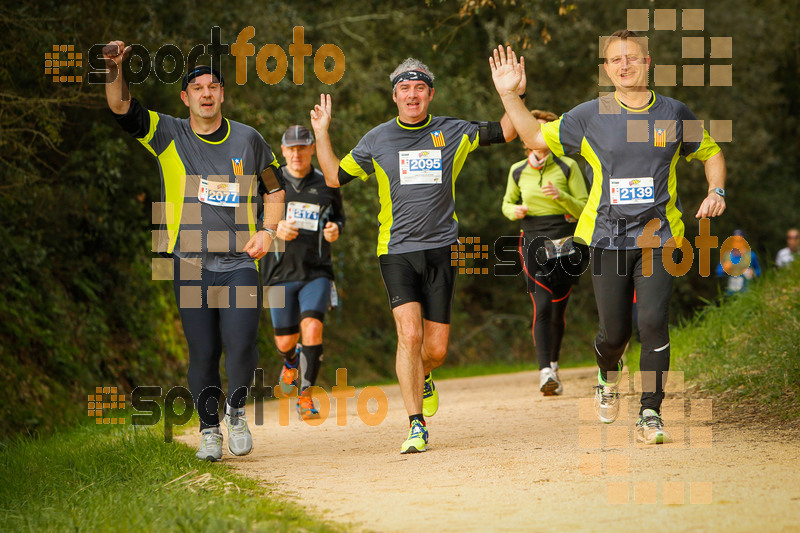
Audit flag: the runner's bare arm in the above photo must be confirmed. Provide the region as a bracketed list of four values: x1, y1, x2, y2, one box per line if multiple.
[695, 151, 727, 218]
[102, 40, 132, 114]
[310, 94, 341, 188]
[499, 54, 527, 142]
[244, 189, 285, 259]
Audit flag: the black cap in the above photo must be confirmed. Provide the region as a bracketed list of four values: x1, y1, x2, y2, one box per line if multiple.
[281, 125, 314, 147]
[181, 65, 224, 90]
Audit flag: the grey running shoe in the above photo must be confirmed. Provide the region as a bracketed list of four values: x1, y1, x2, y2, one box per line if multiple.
[636, 409, 673, 444]
[224, 407, 253, 456]
[593, 365, 622, 423]
[539, 368, 561, 396]
[196, 427, 223, 461]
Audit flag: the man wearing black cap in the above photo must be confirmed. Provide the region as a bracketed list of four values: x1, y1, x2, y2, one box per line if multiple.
[102, 41, 285, 461]
[261, 125, 345, 420]
[310, 57, 519, 454]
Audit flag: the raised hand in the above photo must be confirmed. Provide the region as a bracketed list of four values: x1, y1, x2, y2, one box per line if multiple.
[310, 93, 332, 133]
[489, 45, 524, 97]
[102, 40, 132, 69]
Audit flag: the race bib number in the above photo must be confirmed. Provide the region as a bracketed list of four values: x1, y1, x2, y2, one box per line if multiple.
[286, 201, 321, 231]
[399, 150, 443, 185]
[610, 177, 654, 205]
[198, 178, 239, 207]
[543, 236, 578, 260]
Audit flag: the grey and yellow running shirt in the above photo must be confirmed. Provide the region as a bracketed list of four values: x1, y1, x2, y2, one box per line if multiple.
[338, 115, 493, 256]
[541, 91, 720, 250]
[116, 99, 281, 271]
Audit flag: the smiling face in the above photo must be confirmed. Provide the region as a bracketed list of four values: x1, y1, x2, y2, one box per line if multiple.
[281, 144, 315, 178]
[393, 80, 434, 124]
[180, 73, 224, 122]
[604, 38, 650, 91]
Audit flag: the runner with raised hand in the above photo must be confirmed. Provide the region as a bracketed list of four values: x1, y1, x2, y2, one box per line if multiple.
[310, 58, 520, 453]
[490, 34, 726, 444]
[103, 40, 285, 460]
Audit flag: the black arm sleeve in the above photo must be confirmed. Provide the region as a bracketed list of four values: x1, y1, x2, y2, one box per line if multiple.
[260, 165, 284, 194]
[474, 121, 506, 146]
[112, 98, 149, 138]
[337, 167, 358, 186]
[330, 188, 346, 232]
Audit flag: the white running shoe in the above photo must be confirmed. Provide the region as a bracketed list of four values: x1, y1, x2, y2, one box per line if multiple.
[636, 409, 673, 444]
[593, 367, 622, 423]
[223, 407, 253, 456]
[196, 427, 223, 461]
[540, 368, 561, 396]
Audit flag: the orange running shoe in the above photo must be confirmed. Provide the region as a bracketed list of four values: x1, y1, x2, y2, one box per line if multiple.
[297, 391, 320, 420]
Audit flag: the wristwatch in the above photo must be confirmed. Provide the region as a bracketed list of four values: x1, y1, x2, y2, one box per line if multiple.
[710, 187, 725, 197]
[261, 228, 277, 239]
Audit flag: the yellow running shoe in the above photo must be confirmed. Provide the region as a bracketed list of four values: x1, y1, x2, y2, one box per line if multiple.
[422, 373, 439, 417]
[400, 419, 428, 454]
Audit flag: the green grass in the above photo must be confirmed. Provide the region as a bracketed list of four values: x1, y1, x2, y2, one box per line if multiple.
[620, 262, 800, 419]
[668, 262, 800, 418]
[0, 422, 345, 533]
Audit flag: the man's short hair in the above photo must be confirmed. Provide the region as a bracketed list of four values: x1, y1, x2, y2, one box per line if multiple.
[602, 30, 648, 62]
[389, 58, 435, 93]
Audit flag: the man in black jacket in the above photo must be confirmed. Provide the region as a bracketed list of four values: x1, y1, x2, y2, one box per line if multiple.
[262, 125, 345, 420]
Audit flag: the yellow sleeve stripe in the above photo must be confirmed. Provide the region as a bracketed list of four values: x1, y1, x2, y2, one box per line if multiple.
[541, 118, 566, 157]
[340, 152, 371, 181]
[136, 110, 160, 157]
[686, 129, 721, 162]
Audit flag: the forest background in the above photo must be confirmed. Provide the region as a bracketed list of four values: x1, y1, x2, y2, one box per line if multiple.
[2, 0, 797, 436]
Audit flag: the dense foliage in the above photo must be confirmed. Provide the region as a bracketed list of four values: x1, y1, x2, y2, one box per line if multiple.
[2, 0, 798, 436]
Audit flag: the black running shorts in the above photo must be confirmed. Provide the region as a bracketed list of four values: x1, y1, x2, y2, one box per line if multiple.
[378, 244, 456, 324]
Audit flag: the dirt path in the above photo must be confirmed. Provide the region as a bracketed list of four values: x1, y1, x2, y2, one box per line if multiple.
[179, 368, 800, 532]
